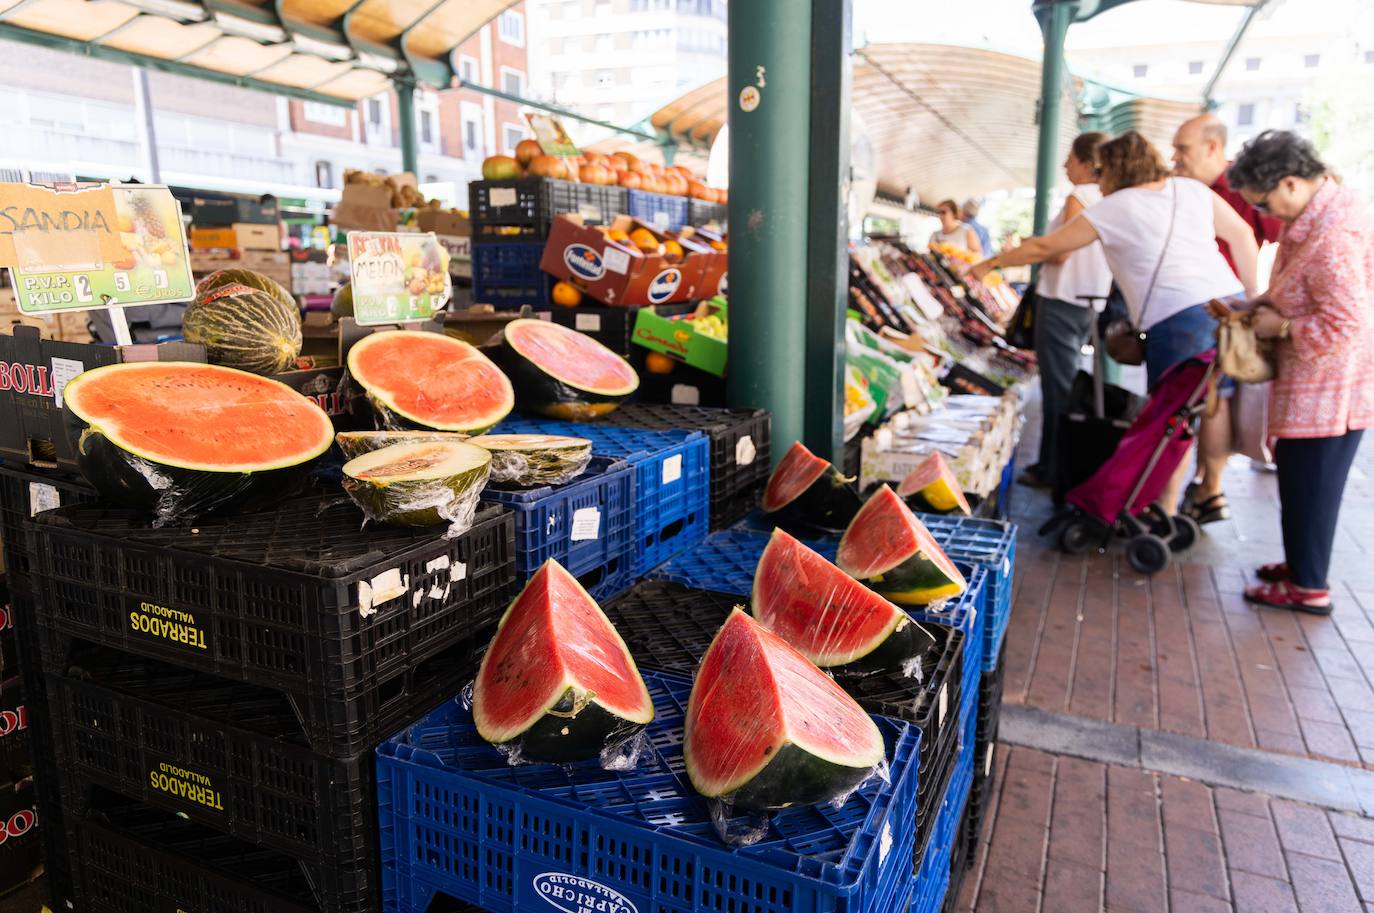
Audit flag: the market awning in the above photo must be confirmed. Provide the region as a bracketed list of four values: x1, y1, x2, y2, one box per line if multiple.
[0, 0, 518, 103]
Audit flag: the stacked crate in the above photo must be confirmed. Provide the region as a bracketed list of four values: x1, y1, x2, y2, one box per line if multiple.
[20, 489, 516, 913]
[469, 178, 627, 308]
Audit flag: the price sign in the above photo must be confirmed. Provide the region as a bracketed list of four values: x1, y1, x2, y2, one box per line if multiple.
[2, 183, 194, 313]
[524, 112, 580, 158]
[346, 231, 452, 326]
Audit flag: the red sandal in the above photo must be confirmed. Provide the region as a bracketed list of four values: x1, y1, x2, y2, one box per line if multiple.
[1256, 562, 1290, 582]
[1244, 580, 1332, 616]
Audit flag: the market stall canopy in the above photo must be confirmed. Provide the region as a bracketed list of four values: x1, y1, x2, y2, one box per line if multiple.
[0, 0, 518, 103]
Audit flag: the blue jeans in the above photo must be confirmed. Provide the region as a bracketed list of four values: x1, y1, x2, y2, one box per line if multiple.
[1144, 304, 1220, 389]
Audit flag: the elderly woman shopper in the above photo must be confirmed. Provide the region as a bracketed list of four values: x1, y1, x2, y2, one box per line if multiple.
[1216, 131, 1374, 615]
[970, 130, 1259, 522]
[929, 199, 983, 257]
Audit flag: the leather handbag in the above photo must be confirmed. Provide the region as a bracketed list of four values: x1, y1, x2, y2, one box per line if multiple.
[1103, 181, 1178, 366]
[1216, 308, 1276, 383]
[1004, 280, 1037, 349]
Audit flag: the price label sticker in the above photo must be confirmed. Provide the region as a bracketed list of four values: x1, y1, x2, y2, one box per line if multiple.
[937, 683, 948, 728]
[347, 231, 452, 326]
[662, 454, 682, 485]
[985, 745, 995, 777]
[670, 384, 700, 405]
[575, 313, 602, 332]
[28, 482, 59, 516]
[488, 187, 518, 208]
[50, 356, 85, 407]
[735, 435, 756, 466]
[571, 507, 601, 541]
[602, 247, 631, 275]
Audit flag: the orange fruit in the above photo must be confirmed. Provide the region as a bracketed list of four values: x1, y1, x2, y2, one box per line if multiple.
[629, 228, 661, 253]
[645, 352, 676, 374]
[607, 229, 631, 243]
[551, 281, 583, 308]
[708, 239, 727, 251]
[662, 240, 684, 263]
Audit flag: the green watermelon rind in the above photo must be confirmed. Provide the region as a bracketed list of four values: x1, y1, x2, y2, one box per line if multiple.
[472, 562, 654, 760]
[897, 453, 971, 516]
[347, 331, 515, 434]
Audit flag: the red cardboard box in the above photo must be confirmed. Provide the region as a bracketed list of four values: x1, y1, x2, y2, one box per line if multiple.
[538, 215, 725, 307]
[674, 227, 728, 299]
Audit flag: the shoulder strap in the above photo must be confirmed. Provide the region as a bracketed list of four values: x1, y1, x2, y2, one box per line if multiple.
[1137, 179, 1178, 331]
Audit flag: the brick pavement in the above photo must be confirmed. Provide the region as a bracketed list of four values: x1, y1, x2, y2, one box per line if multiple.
[957, 432, 1374, 910]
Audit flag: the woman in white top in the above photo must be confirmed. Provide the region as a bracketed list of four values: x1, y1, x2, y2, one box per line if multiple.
[971, 131, 1259, 518]
[929, 199, 983, 256]
[1023, 132, 1114, 489]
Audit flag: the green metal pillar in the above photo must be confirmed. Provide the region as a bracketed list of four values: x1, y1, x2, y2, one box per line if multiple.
[395, 76, 419, 175]
[725, 0, 825, 463]
[805, 0, 851, 463]
[1031, 0, 1076, 235]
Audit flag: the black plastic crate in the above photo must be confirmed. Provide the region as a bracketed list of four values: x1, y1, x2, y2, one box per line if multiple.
[946, 801, 972, 912]
[626, 189, 688, 231]
[629, 349, 728, 407]
[469, 178, 626, 243]
[471, 242, 553, 308]
[31, 495, 516, 755]
[688, 198, 728, 227]
[543, 304, 694, 357]
[598, 403, 772, 530]
[601, 579, 963, 857]
[0, 466, 97, 580]
[71, 793, 355, 913]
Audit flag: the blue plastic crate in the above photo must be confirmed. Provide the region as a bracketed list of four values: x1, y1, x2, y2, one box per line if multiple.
[993, 456, 1015, 521]
[482, 456, 634, 602]
[472, 241, 553, 308]
[650, 529, 986, 727]
[493, 417, 710, 577]
[377, 671, 921, 913]
[626, 189, 689, 231]
[913, 708, 977, 913]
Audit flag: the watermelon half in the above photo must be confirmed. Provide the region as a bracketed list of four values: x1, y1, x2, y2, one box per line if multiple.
[341, 441, 490, 529]
[63, 361, 333, 518]
[468, 433, 592, 487]
[753, 528, 936, 674]
[897, 452, 971, 516]
[473, 560, 654, 763]
[684, 609, 885, 810]
[335, 430, 468, 462]
[347, 330, 514, 433]
[499, 318, 639, 420]
[837, 485, 967, 605]
[761, 441, 862, 532]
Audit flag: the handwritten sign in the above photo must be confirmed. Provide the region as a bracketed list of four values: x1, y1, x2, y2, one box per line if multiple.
[347, 231, 452, 326]
[2, 183, 195, 313]
[525, 113, 580, 158]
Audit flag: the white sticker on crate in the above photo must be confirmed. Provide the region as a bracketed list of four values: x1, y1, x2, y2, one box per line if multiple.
[661, 454, 682, 485]
[488, 187, 518, 208]
[357, 568, 407, 617]
[652, 212, 669, 230]
[50, 357, 84, 408]
[602, 247, 631, 275]
[734, 435, 756, 467]
[985, 744, 994, 777]
[879, 821, 893, 865]
[571, 507, 600, 541]
[670, 384, 700, 406]
[27, 483, 59, 517]
[450, 561, 467, 582]
[1003, 556, 1011, 576]
[938, 682, 948, 729]
[575, 313, 602, 332]
[425, 555, 450, 574]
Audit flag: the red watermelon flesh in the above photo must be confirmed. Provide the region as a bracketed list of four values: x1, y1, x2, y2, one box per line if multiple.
[684, 609, 885, 804]
[761, 441, 829, 511]
[896, 452, 971, 515]
[473, 560, 653, 755]
[347, 330, 514, 432]
[506, 319, 638, 395]
[63, 362, 333, 472]
[752, 528, 920, 667]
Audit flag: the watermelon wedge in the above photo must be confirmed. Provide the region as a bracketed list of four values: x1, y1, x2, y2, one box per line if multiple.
[63, 361, 333, 517]
[837, 485, 967, 605]
[341, 441, 490, 529]
[761, 441, 862, 532]
[684, 609, 885, 810]
[753, 528, 936, 673]
[347, 330, 514, 433]
[500, 318, 639, 420]
[897, 452, 971, 516]
[473, 560, 654, 762]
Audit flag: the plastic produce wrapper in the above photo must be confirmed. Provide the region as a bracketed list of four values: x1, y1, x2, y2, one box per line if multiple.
[707, 757, 891, 848]
[474, 437, 593, 488]
[341, 456, 489, 538]
[460, 682, 651, 770]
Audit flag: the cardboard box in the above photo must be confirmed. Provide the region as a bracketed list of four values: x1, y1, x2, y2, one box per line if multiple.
[0, 778, 41, 896]
[0, 325, 204, 472]
[435, 233, 472, 280]
[678, 227, 728, 298]
[333, 181, 402, 232]
[417, 210, 470, 236]
[56, 312, 90, 342]
[0, 289, 15, 316]
[630, 299, 727, 376]
[271, 360, 363, 431]
[538, 215, 724, 307]
[1, 314, 58, 340]
[189, 223, 281, 251]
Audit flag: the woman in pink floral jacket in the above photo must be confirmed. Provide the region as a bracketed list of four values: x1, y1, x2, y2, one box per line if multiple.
[1219, 131, 1374, 614]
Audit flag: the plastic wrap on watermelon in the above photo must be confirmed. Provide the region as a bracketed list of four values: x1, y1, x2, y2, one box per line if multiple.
[61, 362, 335, 525]
[836, 486, 968, 606]
[498, 319, 640, 421]
[470, 561, 656, 767]
[340, 440, 491, 537]
[468, 434, 593, 487]
[686, 609, 891, 846]
[752, 528, 940, 680]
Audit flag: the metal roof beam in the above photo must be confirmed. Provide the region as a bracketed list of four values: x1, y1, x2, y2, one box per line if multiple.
[457, 81, 657, 142]
[1203, 0, 1271, 104]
